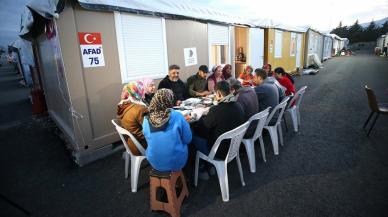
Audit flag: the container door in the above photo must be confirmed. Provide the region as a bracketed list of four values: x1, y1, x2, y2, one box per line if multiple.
[249, 28, 264, 69]
[296, 33, 302, 67]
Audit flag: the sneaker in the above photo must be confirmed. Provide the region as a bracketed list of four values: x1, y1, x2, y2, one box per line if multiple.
[208, 166, 216, 176]
[198, 171, 209, 180]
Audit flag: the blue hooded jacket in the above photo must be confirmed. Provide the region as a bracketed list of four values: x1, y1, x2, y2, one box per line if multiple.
[143, 110, 192, 172]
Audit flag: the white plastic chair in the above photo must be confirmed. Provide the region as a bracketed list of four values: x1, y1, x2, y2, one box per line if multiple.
[286, 86, 307, 132]
[264, 96, 290, 155]
[194, 121, 250, 202]
[111, 119, 147, 193]
[241, 108, 270, 173]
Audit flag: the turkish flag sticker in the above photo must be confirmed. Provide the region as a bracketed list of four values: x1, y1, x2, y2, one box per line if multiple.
[78, 32, 102, 45]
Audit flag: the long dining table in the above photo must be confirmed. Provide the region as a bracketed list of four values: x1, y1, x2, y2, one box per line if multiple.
[173, 95, 216, 123]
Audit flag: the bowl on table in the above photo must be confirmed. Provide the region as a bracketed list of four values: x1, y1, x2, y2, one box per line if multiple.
[202, 99, 213, 106]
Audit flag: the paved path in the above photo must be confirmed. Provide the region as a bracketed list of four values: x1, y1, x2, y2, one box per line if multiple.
[0, 53, 387, 217]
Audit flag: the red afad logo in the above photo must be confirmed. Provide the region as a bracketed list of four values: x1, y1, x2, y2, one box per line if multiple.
[78, 32, 102, 45]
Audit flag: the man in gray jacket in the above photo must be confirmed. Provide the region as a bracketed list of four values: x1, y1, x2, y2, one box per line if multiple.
[253, 68, 279, 124]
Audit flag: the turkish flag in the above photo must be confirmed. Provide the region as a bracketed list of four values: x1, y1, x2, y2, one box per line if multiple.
[78, 32, 102, 45]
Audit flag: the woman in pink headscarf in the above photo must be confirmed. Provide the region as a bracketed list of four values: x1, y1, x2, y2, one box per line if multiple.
[117, 81, 148, 155]
[207, 65, 225, 92]
[141, 78, 156, 105]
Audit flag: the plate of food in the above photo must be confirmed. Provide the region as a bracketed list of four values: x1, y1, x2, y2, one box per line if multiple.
[183, 98, 202, 105]
[202, 99, 213, 105]
[177, 110, 191, 116]
[182, 105, 194, 110]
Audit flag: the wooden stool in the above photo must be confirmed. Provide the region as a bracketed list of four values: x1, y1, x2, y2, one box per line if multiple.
[150, 169, 189, 217]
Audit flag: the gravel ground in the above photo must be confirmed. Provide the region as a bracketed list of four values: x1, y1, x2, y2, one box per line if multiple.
[1, 52, 388, 217]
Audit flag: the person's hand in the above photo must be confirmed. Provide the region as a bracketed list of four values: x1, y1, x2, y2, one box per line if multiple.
[200, 91, 211, 97]
[215, 91, 222, 101]
[176, 100, 182, 106]
[184, 114, 191, 122]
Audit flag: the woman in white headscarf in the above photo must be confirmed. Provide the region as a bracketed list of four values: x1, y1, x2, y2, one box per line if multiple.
[141, 78, 156, 105]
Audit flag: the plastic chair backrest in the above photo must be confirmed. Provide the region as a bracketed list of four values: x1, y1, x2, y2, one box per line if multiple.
[247, 107, 270, 140]
[364, 85, 379, 112]
[111, 119, 146, 155]
[288, 86, 307, 109]
[265, 96, 290, 126]
[208, 121, 250, 162]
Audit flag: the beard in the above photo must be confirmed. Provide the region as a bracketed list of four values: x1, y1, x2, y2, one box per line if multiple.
[169, 77, 179, 82]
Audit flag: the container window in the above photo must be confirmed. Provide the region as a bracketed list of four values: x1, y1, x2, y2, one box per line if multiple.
[210, 45, 229, 66]
[208, 24, 230, 68]
[275, 30, 283, 58]
[114, 12, 168, 83]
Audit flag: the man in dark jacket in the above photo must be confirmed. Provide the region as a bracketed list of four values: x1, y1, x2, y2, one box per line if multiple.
[201, 81, 245, 147]
[229, 78, 259, 138]
[158, 64, 186, 104]
[193, 80, 245, 179]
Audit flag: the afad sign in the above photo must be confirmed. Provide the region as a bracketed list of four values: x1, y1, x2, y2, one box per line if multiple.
[78, 32, 105, 68]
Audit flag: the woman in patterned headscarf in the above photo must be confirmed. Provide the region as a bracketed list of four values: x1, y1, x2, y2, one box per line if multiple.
[143, 89, 192, 172]
[147, 88, 174, 130]
[117, 81, 148, 155]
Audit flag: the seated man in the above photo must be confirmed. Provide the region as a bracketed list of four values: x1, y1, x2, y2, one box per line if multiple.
[193, 81, 245, 179]
[263, 64, 286, 101]
[143, 89, 192, 172]
[265, 75, 286, 103]
[158, 64, 186, 105]
[253, 68, 279, 123]
[187, 65, 211, 97]
[229, 78, 259, 138]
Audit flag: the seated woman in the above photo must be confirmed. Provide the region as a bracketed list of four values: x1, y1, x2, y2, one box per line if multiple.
[222, 64, 232, 80]
[143, 89, 192, 172]
[263, 63, 274, 77]
[207, 65, 225, 93]
[238, 65, 254, 86]
[142, 78, 156, 105]
[117, 81, 148, 155]
[274, 67, 296, 96]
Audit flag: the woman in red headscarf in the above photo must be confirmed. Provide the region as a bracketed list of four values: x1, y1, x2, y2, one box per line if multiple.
[222, 64, 232, 80]
[263, 63, 274, 77]
[238, 65, 254, 86]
